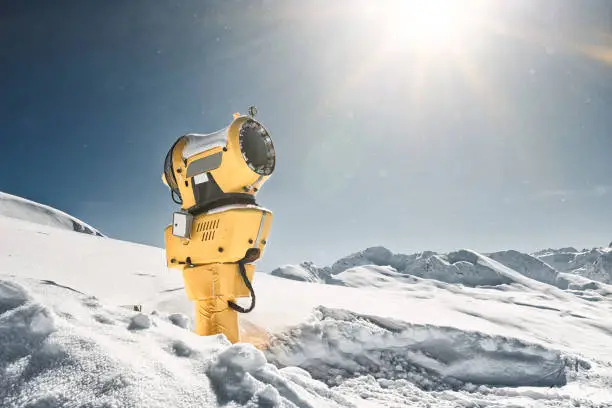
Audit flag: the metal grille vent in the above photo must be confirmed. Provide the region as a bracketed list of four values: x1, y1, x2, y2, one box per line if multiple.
[196, 219, 219, 241]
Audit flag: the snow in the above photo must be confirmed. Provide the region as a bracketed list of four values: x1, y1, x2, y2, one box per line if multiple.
[0, 191, 103, 236]
[128, 312, 152, 330]
[1, 197, 612, 407]
[265, 306, 575, 389]
[269, 246, 604, 291]
[169, 313, 191, 329]
[488, 250, 563, 288]
[0, 215, 180, 307]
[270, 263, 324, 283]
[535, 247, 612, 284]
[332, 265, 415, 289]
[0, 277, 355, 408]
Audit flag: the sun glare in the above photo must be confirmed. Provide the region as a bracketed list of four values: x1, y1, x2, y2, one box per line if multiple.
[361, 0, 485, 53]
[326, 0, 499, 119]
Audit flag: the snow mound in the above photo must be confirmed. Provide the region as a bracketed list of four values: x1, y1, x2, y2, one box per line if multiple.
[0, 191, 103, 236]
[264, 306, 587, 391]
[271, 262, 324, 283]
[332, 265, 419, 289]
[0, 277, 354, 408]
[206, 343, 355, 408]
[334, 375, 606, 408]
[169, 313, 191, 329]
[128, 312, 152, 330]
[330, 247, 400, 274]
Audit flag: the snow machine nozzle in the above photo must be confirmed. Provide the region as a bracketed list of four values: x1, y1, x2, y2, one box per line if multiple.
[162, 113, 275, 211]
[162, 108, 274, 344]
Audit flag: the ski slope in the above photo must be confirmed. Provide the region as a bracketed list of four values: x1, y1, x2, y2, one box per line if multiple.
[1, 196, 612, 407]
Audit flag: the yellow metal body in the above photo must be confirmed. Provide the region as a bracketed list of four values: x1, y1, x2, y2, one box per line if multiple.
[163, 114, 274, 343]
[170, 116, 271, 212]
[165, 207, 272, 343]
[165, 207, 272, 265]
[180, 263, 255, 343]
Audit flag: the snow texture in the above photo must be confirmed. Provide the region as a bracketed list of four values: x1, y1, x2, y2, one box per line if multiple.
[271, 262, 325, 283]
[1, 198, 612, 407]
[0, 191, 103, 236]
[264, 306, 580, 389]
[128, 312, 152, 330]
[0, 278, 352, 408]
[169, 313, 191, 330]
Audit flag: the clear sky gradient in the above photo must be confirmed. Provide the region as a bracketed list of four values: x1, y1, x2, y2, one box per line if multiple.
[2, 0, 612, 271]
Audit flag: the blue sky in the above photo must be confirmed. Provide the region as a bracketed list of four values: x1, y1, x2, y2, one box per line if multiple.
[1, 0, 612, 271]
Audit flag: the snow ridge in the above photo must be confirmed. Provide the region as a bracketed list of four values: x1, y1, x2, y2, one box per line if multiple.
[535, 247, 612, 284]
[272, 246, 611, 290]
[264, 306, 586, 391]
[0, 191, 103, 236]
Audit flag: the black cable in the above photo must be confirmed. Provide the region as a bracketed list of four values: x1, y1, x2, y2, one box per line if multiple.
[228, 260, 256, 313]
[171, 190, 183, 205]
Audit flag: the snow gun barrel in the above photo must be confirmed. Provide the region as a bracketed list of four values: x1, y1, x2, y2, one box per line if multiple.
[162, 114, 275, 212]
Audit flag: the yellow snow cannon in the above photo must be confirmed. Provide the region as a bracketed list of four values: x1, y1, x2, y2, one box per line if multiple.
[162, 109, 274, 343]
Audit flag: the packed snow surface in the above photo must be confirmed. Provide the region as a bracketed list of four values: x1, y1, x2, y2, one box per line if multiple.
[1, 206, 612, 407]
[0, 191, 103, 236]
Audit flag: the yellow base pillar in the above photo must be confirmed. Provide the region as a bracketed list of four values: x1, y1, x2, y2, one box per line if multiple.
[194, 297, 239, 343]
[181, 262, 255, 343]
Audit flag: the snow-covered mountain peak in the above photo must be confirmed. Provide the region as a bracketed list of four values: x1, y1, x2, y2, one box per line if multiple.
[0, 191, 103, 236]
[272, 245, 612, 295]
[534, 246, 612, 284]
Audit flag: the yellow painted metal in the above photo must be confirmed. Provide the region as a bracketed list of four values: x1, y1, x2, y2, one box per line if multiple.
[182, 263, 255, 344]
[170, 137, 197, 210]
[164, 207, 272, 343]
[181, 263, 255, 299]
[164, 207, 272, 265]
[163, 113, 274, 344]
[169, 116, 272, 214]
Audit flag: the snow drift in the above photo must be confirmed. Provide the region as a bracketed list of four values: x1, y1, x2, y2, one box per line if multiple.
[0, 277, 354, 408]
[265, 306, 585, 389]
[3, 274, 611, 408]
[0, 191, 103, 236]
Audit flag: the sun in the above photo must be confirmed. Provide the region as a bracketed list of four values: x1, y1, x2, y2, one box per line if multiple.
[322, 0, 502, 120]
[358, 0, 485, 54]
